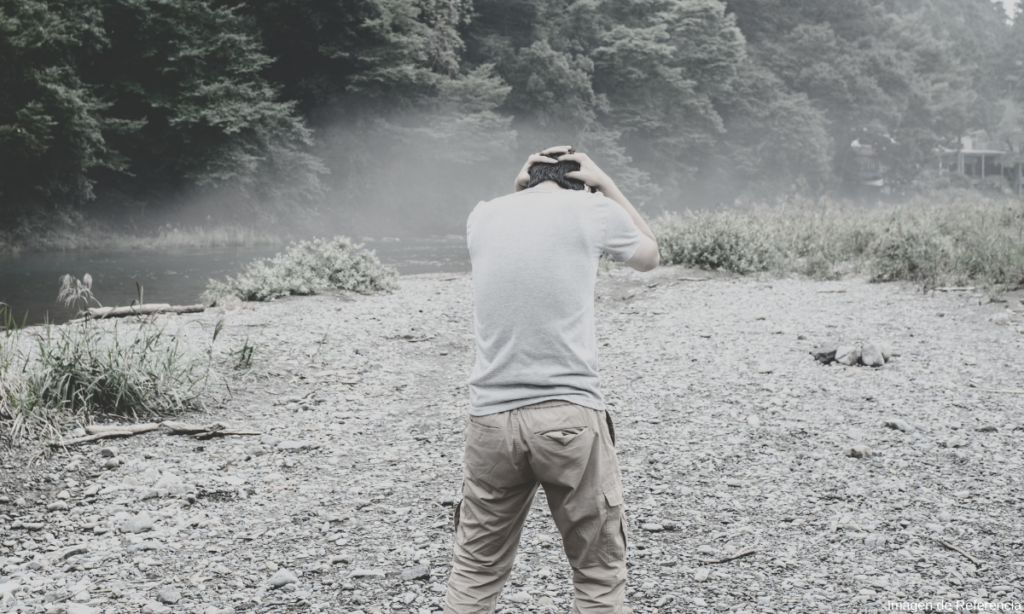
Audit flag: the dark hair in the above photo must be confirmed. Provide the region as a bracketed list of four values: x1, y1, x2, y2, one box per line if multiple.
[527, 151, 585, 190]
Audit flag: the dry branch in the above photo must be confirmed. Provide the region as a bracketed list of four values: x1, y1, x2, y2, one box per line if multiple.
[677, 277, 711, 282]
[87, 304, 205, 318]
[967, 383, 1024, 394]
[85, 423, 159, 435]
[695, 547, 760, 564]
[934, 538, 981, 566]
[160, 421, 260, 439]
[48, 431, 134, 446]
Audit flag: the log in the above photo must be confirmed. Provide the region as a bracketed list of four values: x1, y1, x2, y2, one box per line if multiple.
[49, 431, 134, 446]
[85, 423, 159, 435]
[87, 304, 205, 318]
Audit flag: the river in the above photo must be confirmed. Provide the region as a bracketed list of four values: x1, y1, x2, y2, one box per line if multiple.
[0, 237, 470, 326]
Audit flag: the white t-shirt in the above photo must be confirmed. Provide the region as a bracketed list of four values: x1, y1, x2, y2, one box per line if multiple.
[466, 186, 644, 416]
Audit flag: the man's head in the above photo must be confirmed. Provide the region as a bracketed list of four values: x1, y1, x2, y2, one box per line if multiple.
[527, 150, 586, 191]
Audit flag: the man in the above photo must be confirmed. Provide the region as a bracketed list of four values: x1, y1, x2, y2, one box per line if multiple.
[443, 146, 659, 614]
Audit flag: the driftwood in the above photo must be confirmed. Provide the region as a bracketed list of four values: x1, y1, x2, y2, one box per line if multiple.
[695, 547, 760, 564]
[85, 423, 159, 435]
[935, 538, 981, 566]
[87, 304, 205, 319]
[677, 277, 711, 282]
[161, 421, 261, 439]
[49, 431, 134, 446]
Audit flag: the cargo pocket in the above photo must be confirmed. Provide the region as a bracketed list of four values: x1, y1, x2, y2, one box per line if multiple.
[602, 482, 626, 561]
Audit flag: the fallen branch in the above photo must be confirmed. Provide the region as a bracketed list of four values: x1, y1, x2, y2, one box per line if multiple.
[815, 289, 846, 294]
[48, 431, 134, 446]
[677, 277, 711, 282]
[936, 286, 975, 292]
[934, 538, 981, 566]
[87, 304, 205, 319]
[85, 423, 159, 435]
[160, 421, 261, 439]
[695, 547, 760, 564]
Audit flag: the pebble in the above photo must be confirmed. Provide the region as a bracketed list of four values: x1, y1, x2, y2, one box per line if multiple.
[100, 446, 118, 458]
[860, 343, 885, 367]
[810, 342, 838, 364]
[157, 587, 181, 604]
[846, 445, 873, 459]
[641, 523, 664, 532]
[694, 568, 710, 582]
[884, 418, 914, 432]
[509, 592, 532, 603]
[46, 501, 68, 511]
[142, 601, 171, 614]
[835, 345, 861, 366]
[400, 564, 431, 581]
[67, 605, 98, 614]
[124, 511, 154, 533]
[269, 568, 299, 588]
[349, 569, 385, 578]
[746, 414, 760, 428]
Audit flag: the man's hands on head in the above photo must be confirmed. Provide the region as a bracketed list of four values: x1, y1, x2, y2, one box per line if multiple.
[515, 146, 660, 272]
[560, 151, 614, 194]
[514, 145, 574, 192]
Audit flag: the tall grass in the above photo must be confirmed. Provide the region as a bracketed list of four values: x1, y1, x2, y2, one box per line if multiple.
[202, 236, 398, 303]
[1, 277, 218, 445]
[0, 221, 283, 255]
[652, 191, 1024, 289]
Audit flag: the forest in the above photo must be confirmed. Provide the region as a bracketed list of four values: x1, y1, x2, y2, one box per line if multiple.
[2, 0, 1023, 239]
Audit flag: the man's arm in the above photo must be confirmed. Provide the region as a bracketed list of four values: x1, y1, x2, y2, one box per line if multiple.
[561, 152, 660, 272]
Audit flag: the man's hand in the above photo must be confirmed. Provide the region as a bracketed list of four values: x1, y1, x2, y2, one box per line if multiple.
[514, 145, 573, 192]
[560, 151, 613, 193]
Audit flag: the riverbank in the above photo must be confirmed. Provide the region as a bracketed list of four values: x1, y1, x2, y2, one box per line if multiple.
[0, 222, 286, 257]
[1, 266, 1023, 613]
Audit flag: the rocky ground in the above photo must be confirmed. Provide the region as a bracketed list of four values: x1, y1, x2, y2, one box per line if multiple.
[2, 264, 1024, 614]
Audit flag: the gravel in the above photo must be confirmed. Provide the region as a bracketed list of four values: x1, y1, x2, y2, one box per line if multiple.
[1, 265, 1023, 614]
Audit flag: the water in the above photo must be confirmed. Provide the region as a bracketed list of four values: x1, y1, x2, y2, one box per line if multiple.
[0, 237, 470, 326]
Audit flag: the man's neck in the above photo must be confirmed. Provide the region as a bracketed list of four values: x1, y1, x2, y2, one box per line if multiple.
[531, 181, 564, 190]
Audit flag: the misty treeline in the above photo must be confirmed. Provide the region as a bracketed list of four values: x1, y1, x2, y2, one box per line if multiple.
[2, 0, 1023, 237]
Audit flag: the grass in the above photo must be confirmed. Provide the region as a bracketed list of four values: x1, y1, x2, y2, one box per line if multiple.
[202, 236, 399, 303]
[1, 277, 219, 446]
[651, 190, 1024, 290]
[0, 219, 284, 255]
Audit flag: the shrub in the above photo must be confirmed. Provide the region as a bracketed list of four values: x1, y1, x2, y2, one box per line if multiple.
[652, 192, 1024, 289]
[202, 236, 399, 302]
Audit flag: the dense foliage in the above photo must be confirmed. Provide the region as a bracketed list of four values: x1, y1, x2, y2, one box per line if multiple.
[1, 0, 1020, 237]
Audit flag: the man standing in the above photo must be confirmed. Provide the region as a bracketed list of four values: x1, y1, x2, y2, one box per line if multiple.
[444, 146, 660, 614]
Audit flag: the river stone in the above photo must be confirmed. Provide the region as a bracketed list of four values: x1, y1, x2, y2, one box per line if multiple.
[67, 606, 98, 614]
[142, 601, 171, 614]
[860, 343, 885, 367]
[125, 512, 154, 534]
[810, 342, 839, 364]
[400, 565, 430, 581]
[835, 345, 861, 366]
[157, 587, 181, 604]
[269, 568, 299, 588]
[846, 445, 873, 459]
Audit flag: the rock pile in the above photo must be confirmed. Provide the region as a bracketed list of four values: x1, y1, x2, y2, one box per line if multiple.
[810, 340, 896, 367]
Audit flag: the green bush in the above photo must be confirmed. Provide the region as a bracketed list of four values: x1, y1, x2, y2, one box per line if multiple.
[202, 236, 399, 303]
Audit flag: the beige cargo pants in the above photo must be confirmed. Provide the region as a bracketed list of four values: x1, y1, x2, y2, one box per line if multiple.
[443, 400, 627, 614]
